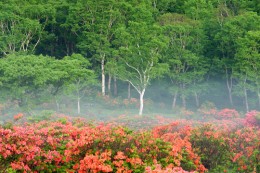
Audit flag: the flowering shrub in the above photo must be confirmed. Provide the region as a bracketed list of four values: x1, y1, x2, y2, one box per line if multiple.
[244, 110, 260, 128]
[0, 119, 198, 172]
[123, 98, 139, 108]
[226, 127, 260, 172]
[0, 110, 259, 173]
[145, 164, 196, 173]
[13, 113, 24, 121]
[152, 122, 206, 172]
[199, 108, 217, 116]
[216, 108, 239, 119]
[191, 124, 231, 171]
[198, 102, 217, 117]
[191, 124, 260, 172]
[180, 108, 194, 117]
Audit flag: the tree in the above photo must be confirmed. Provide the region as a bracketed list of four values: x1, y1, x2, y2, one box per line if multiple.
[235, 30, 260, 111]
[158, 13, 207, 109]
[66, 0, 122, 96]
[115, 22, 168, 115]
[0, 0, 54, 56]
[0, 54, 56, 109]
[47, 53, 96, 112]
[62, 54, 96, 114]
[35, 0, 77, 58]
[214, 11, 260, 108]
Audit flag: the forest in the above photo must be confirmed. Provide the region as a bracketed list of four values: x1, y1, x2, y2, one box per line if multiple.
[0, 0, 259, 172]
[0, 0, 260, 115]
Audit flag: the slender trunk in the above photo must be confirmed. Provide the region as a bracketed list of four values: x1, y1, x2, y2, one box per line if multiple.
[244, 86, 249, 112]
[55, 97, 59, 112]
[225, 68, 233, 106]
[182, 95, 186, 108]
[194, 92, 199, 107]
[139, 89, 145, 116]
[108, 73, 111, 95]
[101, 55, 105, 96]
[181, 84, 186, 108]
[257, 89, 260, 109]
[77, 97, 80, 114]
[128, 82, 131, 100]
[227, 82, 233, 106]
[113, 76, 117, 96]
[243, 77, 249, 112]
[172, 90, 178, 109]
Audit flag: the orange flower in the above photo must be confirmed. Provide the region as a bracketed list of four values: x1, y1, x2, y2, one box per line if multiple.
[13, 113, 23, 120]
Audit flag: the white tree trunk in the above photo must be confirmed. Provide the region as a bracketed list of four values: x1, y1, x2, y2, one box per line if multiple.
[257, 89, 260, 108]
[172, 91, 178, 109]
[181, 84, 186, 108]
[139, 89, 145, 115]
[108, 73, 111, 95]
[128, 82, 131, 100]
[194, 92, 199, 107]
[242, 76, 249, 112]
[114, 76, 117, 96]
[101, 55, 105, 96]
[226, 68, 233, 106]
[77, 97, 81, 114]
[55, 97, 60, 112]
[244, 86, 249, 112]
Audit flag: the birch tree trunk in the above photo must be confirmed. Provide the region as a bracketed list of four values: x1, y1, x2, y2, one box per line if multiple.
[113, 76, 117, 96]
[194, 92, 199, 107]
[55, 97, 60, 112]
[128, 82, 131, 100]
[244, 86, 249, 112]
[108, 73, 111, 95]
[77, 97, 81, 114]
[243, 77, 249, 112]
[101, 55, 106, 96]
[139, 89, 145, 115]
[225, 68, 233, 106]
[257, 89, 260, 108]
[181, 84, 186, 108]
[172, 91, 178, 109]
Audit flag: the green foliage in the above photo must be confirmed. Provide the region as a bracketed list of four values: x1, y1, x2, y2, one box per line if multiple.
[27, 110, 55, 123]
[191, 125, 231, 171]
[0, 0, 260, 114]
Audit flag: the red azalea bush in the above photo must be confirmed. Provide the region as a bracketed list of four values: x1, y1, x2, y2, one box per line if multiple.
[0, 110, 259, 173]
[227, 127, 260, 172]
[152, 122, 207, 172]
[191, 124, 232, 171]
[216, 108, 240, 119]
[244, 110, 260, 128]
[13, 113, 24, 121]
[191, 123, 260, 172]
[0, 119, 201, 173]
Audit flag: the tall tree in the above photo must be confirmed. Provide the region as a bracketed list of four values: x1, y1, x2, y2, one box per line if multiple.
[235, 30, 260, 111]
[158, 13, 207, 109]
[0, 54, 55, 108]
[215, 11, 260, 109]
[67, 0, 122, 96]
[115, 22, 168, 115]
[0, 0, 54, 56]
[62, 54, 96, 114]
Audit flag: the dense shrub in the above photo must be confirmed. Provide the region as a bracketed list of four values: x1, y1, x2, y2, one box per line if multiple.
[0, 120, 202, 172]
[0, 110, 259, 173]
[191, 124, 231, 171]
[191, 124, 260, 173]
[244, 110, 260, 128]
[216, 109, 239, 119]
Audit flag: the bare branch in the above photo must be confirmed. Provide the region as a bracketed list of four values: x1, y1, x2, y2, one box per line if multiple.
[125, 61, 143, 84]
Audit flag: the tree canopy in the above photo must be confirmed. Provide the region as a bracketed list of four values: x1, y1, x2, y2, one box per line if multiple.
[0, 0, 259, 114]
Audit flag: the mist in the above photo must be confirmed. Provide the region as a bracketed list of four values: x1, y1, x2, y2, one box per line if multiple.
[0, 76, 258, 127]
